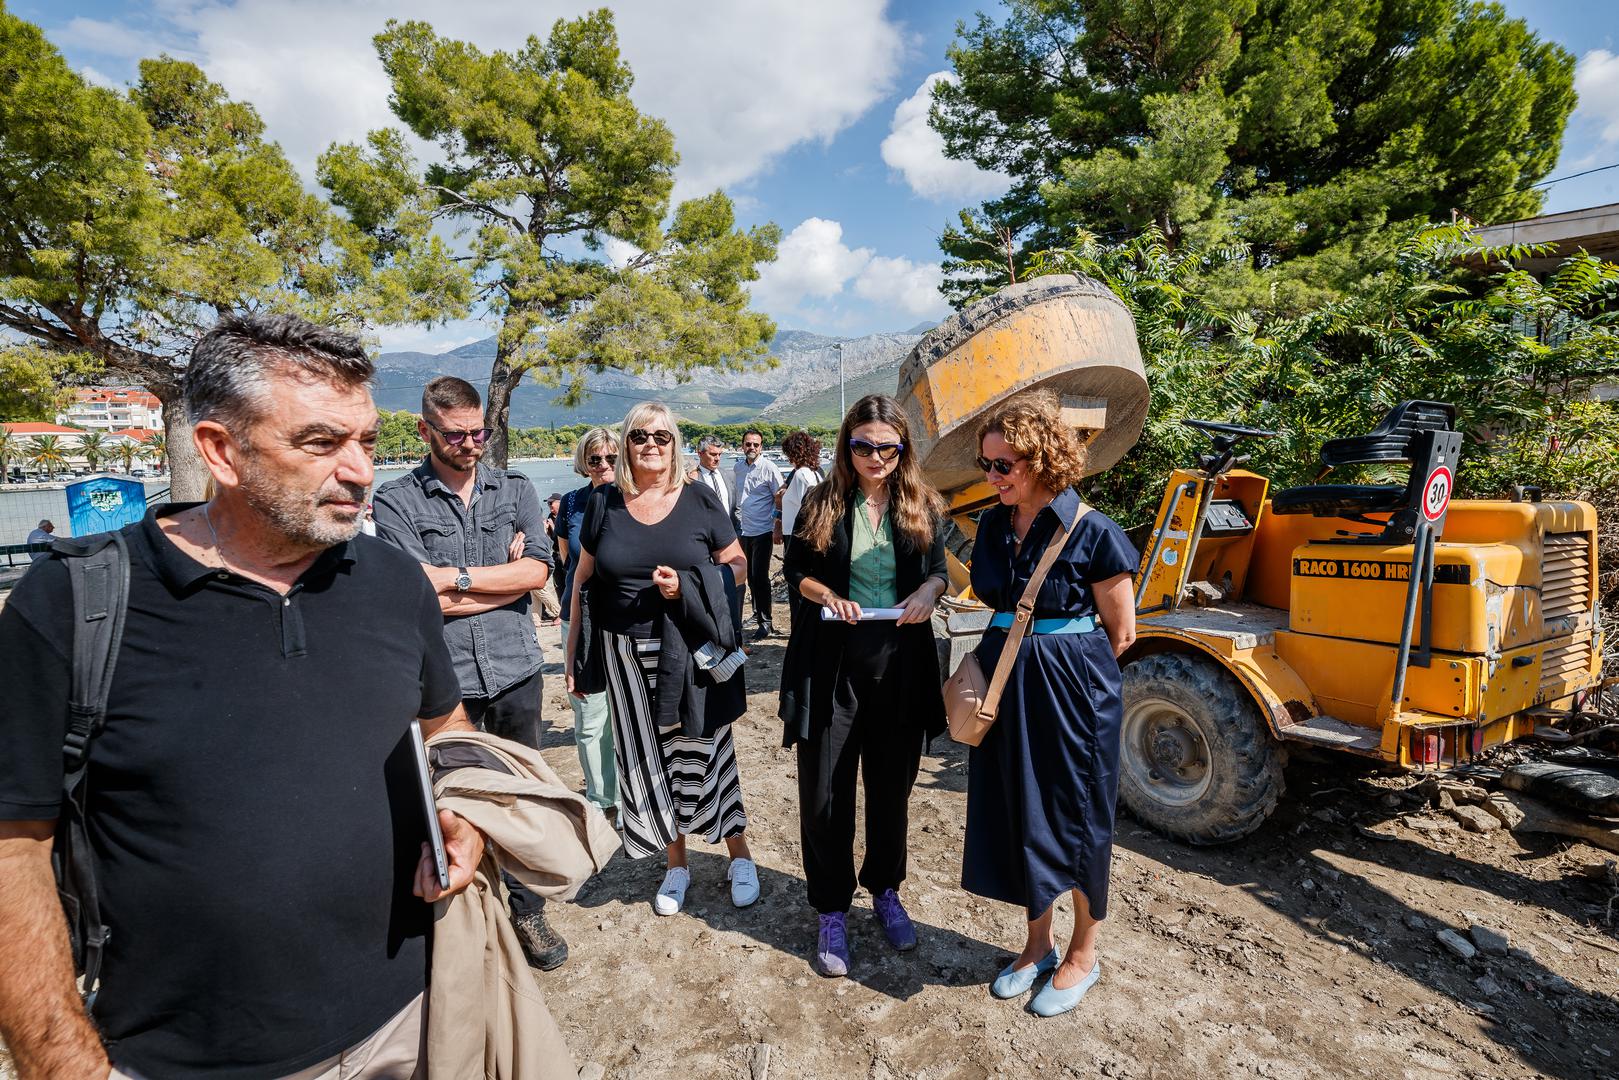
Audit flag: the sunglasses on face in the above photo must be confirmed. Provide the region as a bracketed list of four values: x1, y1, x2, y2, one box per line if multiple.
[627, 429, 673, 447]
[975, 455, 1024, 476]
[849, 438, 903, 462]
[587, 453, 618, 468]
[426, 420, 491, 446]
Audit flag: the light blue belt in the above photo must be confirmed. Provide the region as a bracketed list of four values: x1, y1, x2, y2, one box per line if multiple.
[988, 613, 1097, 635]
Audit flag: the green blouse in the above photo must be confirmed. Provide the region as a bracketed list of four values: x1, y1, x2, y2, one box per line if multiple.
[848, 490, 899, 608]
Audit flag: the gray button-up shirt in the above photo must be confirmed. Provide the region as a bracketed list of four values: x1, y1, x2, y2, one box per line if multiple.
[372, 460, 551, 699]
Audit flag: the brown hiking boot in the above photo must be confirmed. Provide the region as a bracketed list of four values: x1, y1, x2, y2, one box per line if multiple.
[512, 908, 569, 971]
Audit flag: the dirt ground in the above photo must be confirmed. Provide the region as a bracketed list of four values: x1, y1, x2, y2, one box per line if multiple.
[4, 605, 1617, 1080]
[527, 614, 1619, 1080]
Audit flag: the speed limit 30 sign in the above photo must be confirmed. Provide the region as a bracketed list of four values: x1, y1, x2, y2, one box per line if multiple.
[1421, 464, 1453, 522]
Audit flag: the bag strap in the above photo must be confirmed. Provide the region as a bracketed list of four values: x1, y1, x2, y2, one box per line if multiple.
[978, 501, 1091, 720]
[53, 529, 131, 1008]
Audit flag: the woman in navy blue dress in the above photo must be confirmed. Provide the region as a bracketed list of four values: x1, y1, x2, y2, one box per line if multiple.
[961, 389, 1138, 1018]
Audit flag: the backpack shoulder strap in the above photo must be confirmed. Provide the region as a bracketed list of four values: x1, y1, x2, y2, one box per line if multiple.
[57, 531, 132, 769]
[51, 528, 131, 1007]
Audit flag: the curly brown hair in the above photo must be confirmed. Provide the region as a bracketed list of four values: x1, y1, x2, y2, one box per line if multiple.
[781, 430, 822, 470]
[975, 389, 1088, 493]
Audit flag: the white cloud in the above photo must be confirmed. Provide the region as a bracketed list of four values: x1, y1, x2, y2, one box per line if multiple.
[58, 16, 178, 61]
[374, 321, 491, 355]
[747, 218, 948, 324]
[1576, 49, 1619, 144]
[600, 236, 641, 269]
[79, 65, 120, 90]
[880, 72, 1010, 202]
[73, 1, 905, 200]
[852, 255, 949, 318]
[749, 218, 873, 312]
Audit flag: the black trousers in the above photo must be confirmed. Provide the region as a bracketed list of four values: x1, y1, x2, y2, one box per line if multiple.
[796, 624, 923, 913]
[463, 666, 544, 748]
[782, 537, 805, 629]
[463, 666, 546, 917]
[740, 532, 775, 627]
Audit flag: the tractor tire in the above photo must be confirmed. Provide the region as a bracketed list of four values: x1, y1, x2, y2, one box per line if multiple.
[1118, 651, 1284, 845]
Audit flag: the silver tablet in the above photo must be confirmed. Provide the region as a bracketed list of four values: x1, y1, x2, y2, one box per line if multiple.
[409, 719, 450, 891]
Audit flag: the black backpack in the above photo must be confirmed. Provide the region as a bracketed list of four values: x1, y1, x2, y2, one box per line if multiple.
[48, 530, 131, 1007]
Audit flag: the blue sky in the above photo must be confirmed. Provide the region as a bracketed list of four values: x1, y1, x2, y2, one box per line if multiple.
[25, 0, 1619, 351]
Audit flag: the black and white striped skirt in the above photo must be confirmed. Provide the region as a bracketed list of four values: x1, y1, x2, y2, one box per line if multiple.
[601, 630, 748, 859]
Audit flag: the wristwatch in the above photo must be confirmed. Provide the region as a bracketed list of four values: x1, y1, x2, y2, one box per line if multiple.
[454, 567, 472, 592]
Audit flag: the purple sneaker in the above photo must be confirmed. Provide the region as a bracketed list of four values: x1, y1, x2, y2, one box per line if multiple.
[813, 912, 849, 977]
[873, 888, 917, 951]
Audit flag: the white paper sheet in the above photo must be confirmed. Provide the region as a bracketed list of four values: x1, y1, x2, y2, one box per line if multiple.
[820, 606, 906, 621]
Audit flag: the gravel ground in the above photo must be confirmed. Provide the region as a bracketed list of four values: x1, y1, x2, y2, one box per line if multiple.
[4, 585, 1616, 1079]
[531, 618, 1619, 1080]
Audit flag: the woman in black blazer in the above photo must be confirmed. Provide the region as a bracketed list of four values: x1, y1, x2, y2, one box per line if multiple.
[779, 394, 949, 979]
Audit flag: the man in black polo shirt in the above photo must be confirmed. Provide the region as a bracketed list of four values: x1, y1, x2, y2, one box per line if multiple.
[0, 315, 483, 1079]
[372, 376, 567, 972]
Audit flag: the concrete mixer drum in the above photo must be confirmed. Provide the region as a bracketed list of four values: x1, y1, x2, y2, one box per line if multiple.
[896, 274, 1148, 586]
[898, 274, 1148, 510]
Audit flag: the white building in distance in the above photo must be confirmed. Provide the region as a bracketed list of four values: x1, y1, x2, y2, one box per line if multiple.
[56, 387, 164, 431]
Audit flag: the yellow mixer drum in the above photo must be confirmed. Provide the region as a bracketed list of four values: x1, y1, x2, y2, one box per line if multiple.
[897, 274, 1148, 501]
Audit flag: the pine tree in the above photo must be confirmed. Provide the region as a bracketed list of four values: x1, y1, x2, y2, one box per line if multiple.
[932, 0, 1577, 310]
[343, 11, 780, 466]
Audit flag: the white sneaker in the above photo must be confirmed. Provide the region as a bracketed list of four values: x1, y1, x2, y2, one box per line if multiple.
[654, 866, 690, 916]
[727, 857, 760, 908]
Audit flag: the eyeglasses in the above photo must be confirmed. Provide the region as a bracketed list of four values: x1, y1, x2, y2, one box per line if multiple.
[425, 420, 491, 447]
[975, 455, 1024, 476]
[587, 453, 617, 468]
[849, 439, 904, 462]
[627, 429, 673, 447]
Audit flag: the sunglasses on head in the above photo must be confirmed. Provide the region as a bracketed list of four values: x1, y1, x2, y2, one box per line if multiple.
[426, 420, 491, 446]
[587, 453, 618, 468]
[975, 454, 1023, 476]
[849, 438, 903, 462]
[627, 428, 673, 447]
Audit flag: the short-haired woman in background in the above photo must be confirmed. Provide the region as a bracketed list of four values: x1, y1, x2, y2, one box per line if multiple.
[773, 430, 824, 628]
[780, 394, 949, 977]
[961, 389, 1137, 1017]
[566, 403, 760, 914]
[554, 427, 620, 818]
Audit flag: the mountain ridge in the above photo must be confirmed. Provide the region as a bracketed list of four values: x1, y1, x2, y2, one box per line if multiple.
[372, 326, 928, 426]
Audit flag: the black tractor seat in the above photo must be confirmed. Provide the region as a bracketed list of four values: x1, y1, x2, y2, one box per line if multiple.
[1317, 401, 1455, 468]
[1271, 400, 1457, 521]
[1269, 483, 1409, 518]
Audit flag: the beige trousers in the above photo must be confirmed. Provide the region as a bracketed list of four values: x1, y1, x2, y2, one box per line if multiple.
[532, 582, 562, 620]
[111, 992, 425, 1080]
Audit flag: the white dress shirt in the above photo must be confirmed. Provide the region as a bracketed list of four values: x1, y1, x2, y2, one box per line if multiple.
[696, 464, 731, 515]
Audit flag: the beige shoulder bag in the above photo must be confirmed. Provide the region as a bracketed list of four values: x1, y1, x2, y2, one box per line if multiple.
[943, 503, 1091, 746]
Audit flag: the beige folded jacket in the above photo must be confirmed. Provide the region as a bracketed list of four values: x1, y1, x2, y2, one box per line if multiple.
[425, 730, 621, 1080]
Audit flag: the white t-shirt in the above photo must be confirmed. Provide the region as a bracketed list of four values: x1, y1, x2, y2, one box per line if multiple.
[780, 466, 823, 536]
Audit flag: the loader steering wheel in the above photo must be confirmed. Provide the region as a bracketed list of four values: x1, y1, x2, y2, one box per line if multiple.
[1181, 419, 1278, 476]
[1181, 419, 1279, 443]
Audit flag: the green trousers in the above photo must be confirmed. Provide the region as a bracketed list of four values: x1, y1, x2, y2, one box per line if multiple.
[561, 619, 618, 810]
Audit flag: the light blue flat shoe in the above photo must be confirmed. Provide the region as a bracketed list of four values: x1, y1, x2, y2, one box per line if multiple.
[1030, 960, 1101, 1017]
[990, 950, 1060, 999]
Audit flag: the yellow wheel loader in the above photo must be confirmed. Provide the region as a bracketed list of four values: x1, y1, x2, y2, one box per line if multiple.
[898, 275, 1607, 844]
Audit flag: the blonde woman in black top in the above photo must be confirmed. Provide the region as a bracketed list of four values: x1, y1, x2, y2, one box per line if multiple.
[566, 402, 759, 915]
